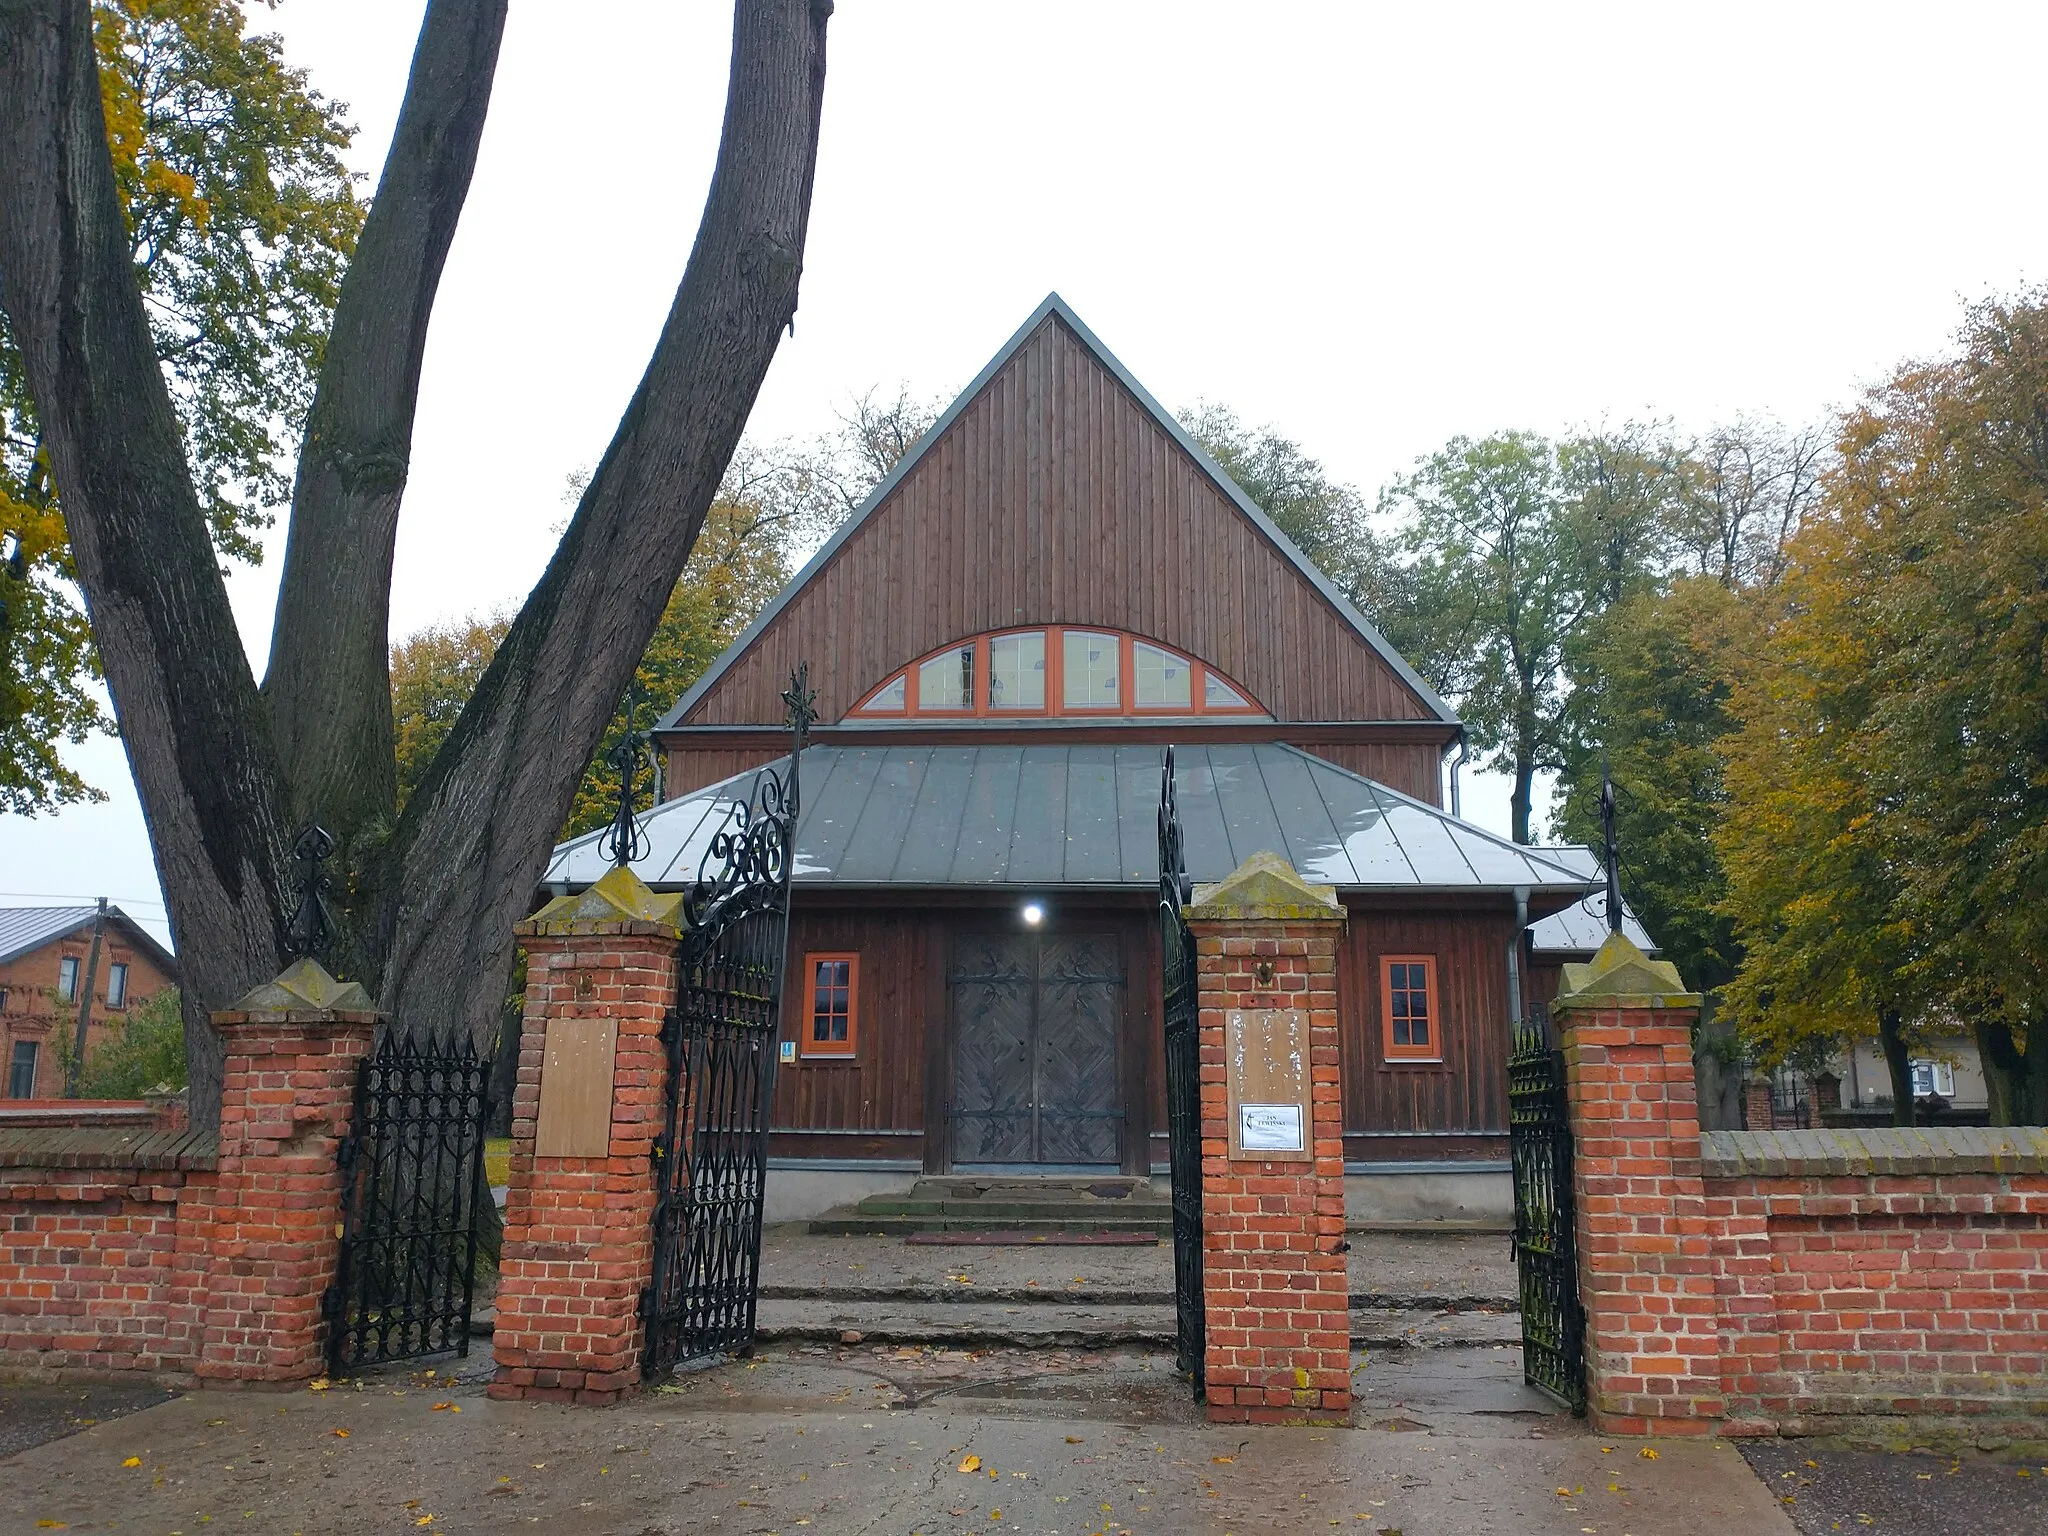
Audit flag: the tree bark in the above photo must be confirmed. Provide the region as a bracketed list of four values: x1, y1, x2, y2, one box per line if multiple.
[1976, 1013, 2022, 1127]
[263, 0, 509, 867]
[1877, 1003, 1916, 1127]
[377, 0, 832, 1050]
[0, 0, 292, 1128]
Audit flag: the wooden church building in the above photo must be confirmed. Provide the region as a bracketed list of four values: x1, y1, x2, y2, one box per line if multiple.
[545, 295, 1604, 1222]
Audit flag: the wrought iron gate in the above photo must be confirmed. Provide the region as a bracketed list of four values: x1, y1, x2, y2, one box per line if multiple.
[327, 1027, 493, 1374]
[641, 669, 812, 1376]
[1158, 746, 1205, 1391]
[1508, 1016, 1586, 1412]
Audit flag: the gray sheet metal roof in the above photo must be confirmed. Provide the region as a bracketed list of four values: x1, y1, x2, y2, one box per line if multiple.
[656, 294, 1458, 731]
[544, 743, 1596, 894]
[0, 905, 175, 969]
[1528, 893, 1658, 955]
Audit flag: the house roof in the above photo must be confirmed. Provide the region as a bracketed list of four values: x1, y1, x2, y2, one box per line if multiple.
[0, 905, 175, 972]
[1528, 893, 1658, 956]
[656, 293, 1459, 731]
[544, 743, 1598, 895]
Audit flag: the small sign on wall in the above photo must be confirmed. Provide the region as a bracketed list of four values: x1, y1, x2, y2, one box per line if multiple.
[1225, 1008, 1313, 1162]
[779, 1040, 797, 1064]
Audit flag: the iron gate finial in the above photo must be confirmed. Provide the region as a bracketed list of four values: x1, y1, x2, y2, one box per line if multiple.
[286, 823, 337, 961]
[601, 684, 651, 870]
[1600, 753, 1622, 936]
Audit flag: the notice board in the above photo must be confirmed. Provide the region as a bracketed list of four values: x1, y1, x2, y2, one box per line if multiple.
[1224, 1008, 1312, 1163]
[535, 1015, 619, 1159]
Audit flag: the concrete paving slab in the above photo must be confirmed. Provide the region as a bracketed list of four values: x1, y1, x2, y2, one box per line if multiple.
[0, 1345, 1794, 1536]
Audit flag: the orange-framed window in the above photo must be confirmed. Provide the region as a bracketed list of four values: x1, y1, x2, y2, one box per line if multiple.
[1380, 955, 1440, 1062]
[802, 952, 858, 1057]
[848, 627, 1263, 721]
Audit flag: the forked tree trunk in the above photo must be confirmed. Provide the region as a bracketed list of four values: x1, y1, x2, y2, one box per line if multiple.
[0, 0, 833, 1127]
[1876, 1003, 1916, 1127]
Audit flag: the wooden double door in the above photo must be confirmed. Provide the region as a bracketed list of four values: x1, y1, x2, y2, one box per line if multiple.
[949, 931, 1125, 1166]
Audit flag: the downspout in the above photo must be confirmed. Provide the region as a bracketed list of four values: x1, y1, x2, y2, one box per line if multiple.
[1506, 885, 1529, 1026]
[1449, 740, 1470, 819]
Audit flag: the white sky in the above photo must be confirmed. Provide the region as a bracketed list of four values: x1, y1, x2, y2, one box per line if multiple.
[6, 1, 2045, 948]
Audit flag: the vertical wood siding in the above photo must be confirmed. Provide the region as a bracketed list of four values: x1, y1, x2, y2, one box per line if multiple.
[1337, 902, 1517, 1153]
[685, 317, 1436, 732]
[1296, 743, 1444, 806]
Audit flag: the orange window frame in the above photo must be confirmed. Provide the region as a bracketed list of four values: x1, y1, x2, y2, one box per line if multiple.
[801, 952, 859, 1058]
[848, 627, 1264, 721]
[1379, 954, 1441, 1063]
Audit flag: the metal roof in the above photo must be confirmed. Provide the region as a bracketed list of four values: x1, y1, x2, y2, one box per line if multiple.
[0, 905, 175, 970]
[1527, 893, 1658, 955]
[545, 743, 1596, 894]
[656, 293, 1459, 731]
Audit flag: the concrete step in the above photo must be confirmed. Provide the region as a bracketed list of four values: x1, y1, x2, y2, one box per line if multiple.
[808, 1213, 1174, 1237]
[753, 1298, 1523, 1352]
[810, 1175, 1177, 1236]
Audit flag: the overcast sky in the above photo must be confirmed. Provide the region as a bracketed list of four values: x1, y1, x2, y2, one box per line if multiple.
[7, 1, 2046, 948]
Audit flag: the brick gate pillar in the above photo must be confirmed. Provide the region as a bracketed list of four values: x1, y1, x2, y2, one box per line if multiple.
[1184, 852, 1351, 1424]
[194, 959, 379, 1385]
[490, 867, 680, 1405]
[1551, 933, 1723, 1433]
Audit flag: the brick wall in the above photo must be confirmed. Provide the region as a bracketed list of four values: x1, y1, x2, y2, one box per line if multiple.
[1187, 903, 1351, 1425]
[1703, 1128, 2048, 1442]
[0, 966, 377, 1387]
[491, 877, 679, 1405]
[0, 1128, 217, 1381]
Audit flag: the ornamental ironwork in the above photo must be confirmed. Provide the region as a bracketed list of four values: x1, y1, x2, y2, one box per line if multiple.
[641, 663, 811, 1375]
[1157, 744, 1206, 1392]
[1508, 1016, 1586, 1413]
[325, 1025, 493, 1374]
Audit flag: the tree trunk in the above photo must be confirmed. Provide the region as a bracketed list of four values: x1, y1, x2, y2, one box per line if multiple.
[263, 0, 509, 870]
[1976, 1013, 2022, 1127]
[376, 0, 831, 1051]
[1877, 1004, 1916, 1127]
[0, 0, 833, 1128]
[0, 0, 293, 1129]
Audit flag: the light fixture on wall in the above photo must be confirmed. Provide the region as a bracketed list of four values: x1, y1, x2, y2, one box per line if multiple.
[1021, 901, 1046, 927]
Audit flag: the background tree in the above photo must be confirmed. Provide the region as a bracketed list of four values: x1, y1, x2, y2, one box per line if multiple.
[0, 0, 833, 1129]
[1715, 488, 1928, 1121]
[1842, 290, 2048, 1123]
[1371, 430, 1671, 843]
[0, 0, 361, 813]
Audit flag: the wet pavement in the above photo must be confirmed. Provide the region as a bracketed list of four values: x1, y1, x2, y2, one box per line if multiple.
[1741, 1441, 2048, 1536]
[0, 1343, 1795, 1535]
[0, 1380, 176, 1459]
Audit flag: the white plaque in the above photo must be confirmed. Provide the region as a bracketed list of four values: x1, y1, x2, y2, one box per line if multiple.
[1238, 1102, 1304, 1153]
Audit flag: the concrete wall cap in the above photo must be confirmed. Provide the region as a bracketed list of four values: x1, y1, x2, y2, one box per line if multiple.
[520, 863, 684, 935]
[1186, 850, 1342, 921]
[1702, 1125, 2048, 1178]
[223, 957, 374, 1014]
[1552, 931, 1701, 1010]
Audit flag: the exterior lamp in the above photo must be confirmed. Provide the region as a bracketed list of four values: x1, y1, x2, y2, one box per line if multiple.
[1021, 901, 1045, 927]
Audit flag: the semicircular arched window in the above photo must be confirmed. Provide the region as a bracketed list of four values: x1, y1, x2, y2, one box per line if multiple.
[848, 628, 1264, 720]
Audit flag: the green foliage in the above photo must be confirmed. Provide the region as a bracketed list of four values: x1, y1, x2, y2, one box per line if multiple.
[0, 0, 362, 813]
[1375, 428, 1677, 843]
[391, 613, 513, 815]
[68, 986, 189, 1099]
[1553, 578, 1750, 991]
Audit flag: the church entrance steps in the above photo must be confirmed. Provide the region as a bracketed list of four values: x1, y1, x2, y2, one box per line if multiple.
[805, 1175, 1176, 1238]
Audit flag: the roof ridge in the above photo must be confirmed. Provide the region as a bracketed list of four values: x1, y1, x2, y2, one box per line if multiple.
[655, 293, 1459, 730]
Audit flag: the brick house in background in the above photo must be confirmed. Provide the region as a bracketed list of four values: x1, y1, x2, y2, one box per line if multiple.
[0, 906, 175, 1099]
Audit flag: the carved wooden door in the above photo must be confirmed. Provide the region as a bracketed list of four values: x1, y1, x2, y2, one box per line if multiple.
[950, 932, 1124, 1166]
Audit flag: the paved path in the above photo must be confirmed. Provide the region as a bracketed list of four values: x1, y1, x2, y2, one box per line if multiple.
[1741, 1440, 2048, 1536]
[1, 1343, 1793, 1536]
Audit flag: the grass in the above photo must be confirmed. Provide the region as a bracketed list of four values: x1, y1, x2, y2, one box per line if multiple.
[484, 1137, 511, 1189]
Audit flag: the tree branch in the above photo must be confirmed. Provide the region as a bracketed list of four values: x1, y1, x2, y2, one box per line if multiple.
[262, 0, 509, 841]
[0, 0, 291, 1127]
